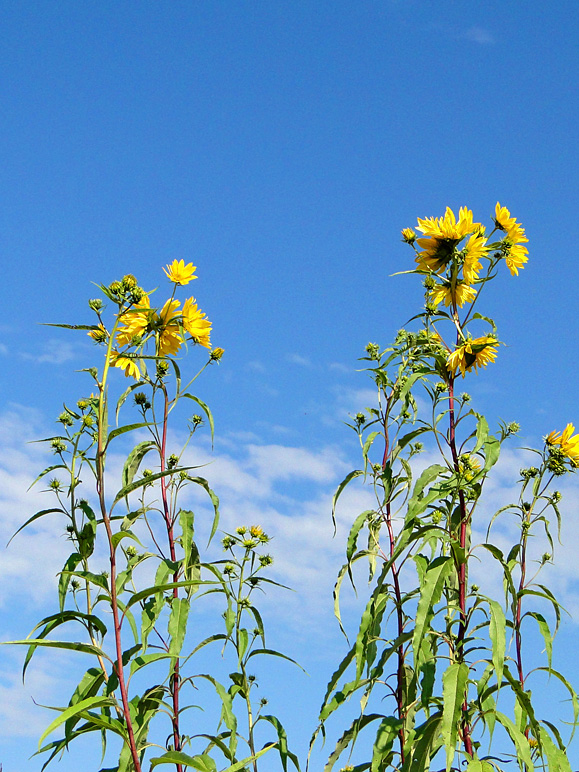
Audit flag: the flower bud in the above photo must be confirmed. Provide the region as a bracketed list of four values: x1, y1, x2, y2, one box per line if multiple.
[88, 298, 104, 312]
[210, 347, 225, 361]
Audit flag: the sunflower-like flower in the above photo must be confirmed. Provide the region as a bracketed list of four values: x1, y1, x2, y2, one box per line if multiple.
[430, 280, 476, 308]
[116, 295, 153, 347]
[415, 207, 481, 275]
[110, 351, 141, 379]
[157, 299, 184, 357]
[416, 206, 480, 241]
[493, 202, 518, 232]
[462, 234, 489, 284]
[182, 297, 212, 349]
[458, 454, 481, 481]
[504, 223, 529, 276]
[401, 227, 416, 244]
[88, 323, 108, 344]
[546, 424, 579, 465]
[163, 259, 197, 286]
[446, 335, 499, 377]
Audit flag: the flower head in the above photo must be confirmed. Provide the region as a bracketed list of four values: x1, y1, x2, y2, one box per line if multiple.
[462, 234, 489, 284]
[504, 223, 529, 276]
[416, 207, 480, 241]
[182, 297, 212, 349]
[157, 299, 184, 356]
[430, 281, 477, 308]
[447, 335, 499, 378]
[493, 202, 518, 232]
[110, 351, 141, 379]
[401, 227, 416, 244]
[116, 295, 153, 347]
[546, 424, 579, 465]
[163, 259, 197, 285]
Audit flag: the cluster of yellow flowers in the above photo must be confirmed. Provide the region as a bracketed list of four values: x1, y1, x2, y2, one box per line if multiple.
[90, 260, 217, 380]
[402, 203, 528, 379]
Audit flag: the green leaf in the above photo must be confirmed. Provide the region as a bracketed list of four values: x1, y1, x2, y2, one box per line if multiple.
[247, 648, 305, 671]
[8, 508, 66, 544]
[537, 725, 572, 772]
[220, 745, 275, 772]
[125, 578, 216, 610]
[150, 752, 217, 770]
[121, 440, 156, 490]
[488, 599, 506, 692]
[181, 393, 215, 445]
[106, 422, 153, 448]
[38, 696, 117, 748]
[28, 463, 68, 490]
[168, 597, 190, 658]
[188, 477, 220, 544]
[4, 639, 110, 662]
[258, 714, 301, 772]
[57, 553, 82, 612]
[412, 556, 452, 665]
[332, 470, 364, 530]
[346, 510, 374, 565]
[406, 465, 447, 521]
[466, 761, 495, 772]
[112, 466, 199, 505]
[441, 662, 469, 771]
[371, 717, 402, 772]
[494, 711, 534, 769]
[322, 714, 383, 772]
[527, 612, 552, 671]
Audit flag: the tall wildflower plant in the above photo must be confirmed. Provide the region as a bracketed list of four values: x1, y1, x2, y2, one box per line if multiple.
[6, 263, 299, 772]
[312, 205, 578, 771]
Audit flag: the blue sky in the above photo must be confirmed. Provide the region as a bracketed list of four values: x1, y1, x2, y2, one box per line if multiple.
[1, 1, 578, 769]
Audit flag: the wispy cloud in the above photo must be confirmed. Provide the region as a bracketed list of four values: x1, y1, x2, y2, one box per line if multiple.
[286, 353, 313, 368]
[463, 26, 495, 45]
[21, 338, 76, 365]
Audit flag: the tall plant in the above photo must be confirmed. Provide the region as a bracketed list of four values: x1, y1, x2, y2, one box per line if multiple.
[313, 205, 578, 771]
[6, 262, 298, 772]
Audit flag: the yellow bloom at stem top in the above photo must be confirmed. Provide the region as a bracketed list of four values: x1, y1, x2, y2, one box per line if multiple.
[493, 202, 518, 232]
[430, 281, 476, 308]
[182, 297, 212, 349]
[462, 234, 489, 284]
[157, 298, 184, 357]
[163, 259, 197, 285]
[446, 335, 499, 377]
[504, 223, 529, 276]
[546, 424, 579, 464]
[416, 206, 480, 241]
[415, 207, 481, 276]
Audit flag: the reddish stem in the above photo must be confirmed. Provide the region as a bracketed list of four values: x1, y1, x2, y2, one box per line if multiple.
[448, 377, 474, 759]
[97, 447, 142, 771]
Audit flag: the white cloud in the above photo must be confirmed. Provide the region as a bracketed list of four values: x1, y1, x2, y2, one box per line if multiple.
[286, 353, 312, 368]
[463, 26, 495, 45]
[21, 338, 76, 365]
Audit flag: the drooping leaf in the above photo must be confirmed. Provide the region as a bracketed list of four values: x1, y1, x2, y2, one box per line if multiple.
[441, 662, 469, 771]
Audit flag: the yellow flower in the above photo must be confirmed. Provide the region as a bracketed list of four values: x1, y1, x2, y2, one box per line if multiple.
[157, 298, 184, 356]
[446, 335, 499, 377]
[163, 259, 197, 285]
[249, 525, 263, 537]
[504, 223, 529, 276]
[182, 297, 212, 349]
[458, 454, 481, 481]
[401, 227, 416, 243]
[546, 424, 579, 464]
[462, 234, 489, 284]
[416, 206, 480, 241]
[110, 351, 141, 379]
[88, 323, 108, 344]
[430, 281, 477, 308]
[116, 295, 153, 347]
[210, 347, 225, 361]
[493, 202, 518, 232]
